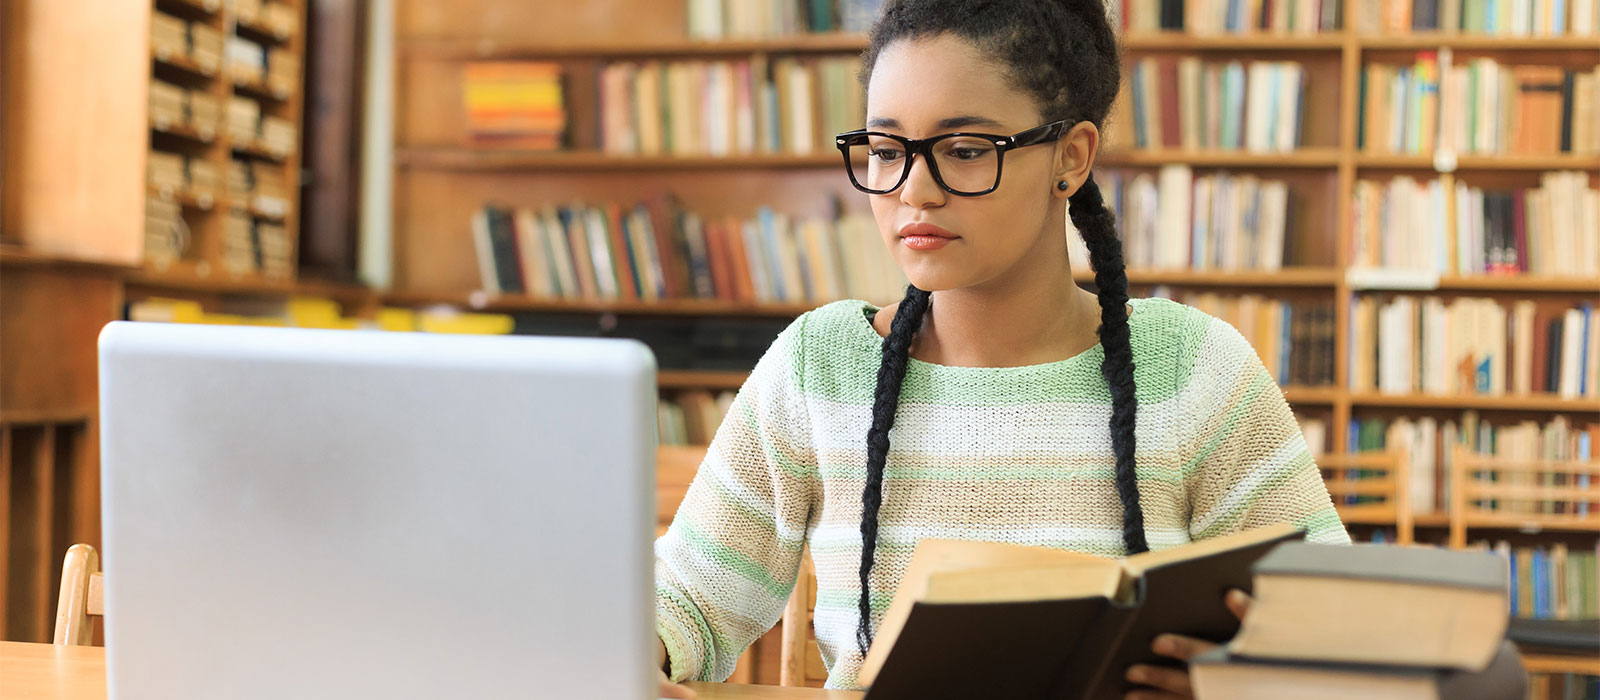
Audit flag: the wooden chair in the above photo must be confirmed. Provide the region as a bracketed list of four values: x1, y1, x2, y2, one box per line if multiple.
[1448, 446, 1600, 549]
[779, 549, 826, 687]
[656, 445, 704, 536]
[1318, 450, 1414, 544]
[53, 543, 103, 646]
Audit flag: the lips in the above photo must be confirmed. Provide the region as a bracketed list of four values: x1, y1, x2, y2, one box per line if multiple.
[898, 222, 958, 251]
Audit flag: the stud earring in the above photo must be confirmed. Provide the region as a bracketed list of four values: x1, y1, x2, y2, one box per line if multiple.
[1056, 180, 1069, 191]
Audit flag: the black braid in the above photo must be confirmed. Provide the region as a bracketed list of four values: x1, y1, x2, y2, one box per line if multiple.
[857, 283, 931, 657]
[853, 0, 1141, 660]
[1070, 175, 1148, 555]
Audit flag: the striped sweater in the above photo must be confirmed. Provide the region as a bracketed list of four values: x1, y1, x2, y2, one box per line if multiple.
[654, 297, 1350, 690]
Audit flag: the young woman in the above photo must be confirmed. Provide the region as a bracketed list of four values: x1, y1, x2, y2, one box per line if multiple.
[654, 1, 1349, 697]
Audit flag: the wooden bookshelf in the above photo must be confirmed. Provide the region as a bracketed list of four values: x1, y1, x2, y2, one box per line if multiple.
[1100, 148, 1344, 167]
[1348, 393, 1600, 412]
[1121, 33, 1348, 50]
[397, 148, 842, 171]
[400, 33, 872, 60]
[1356, 153, 1600, 171]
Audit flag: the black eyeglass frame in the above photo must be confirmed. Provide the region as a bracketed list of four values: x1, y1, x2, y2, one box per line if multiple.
[833, 119, 1072, 197]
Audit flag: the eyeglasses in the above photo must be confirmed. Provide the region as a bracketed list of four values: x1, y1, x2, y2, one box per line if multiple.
[834, 119, 1070, 197]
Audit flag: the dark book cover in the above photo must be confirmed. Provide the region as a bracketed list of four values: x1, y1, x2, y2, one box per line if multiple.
[486, 206, 525, 294]
[1511, 190, 1527, 274]
[1559, 69, 1575, 153]
[1531, 309, 1551, 394]
[1159, 0, 1184, 30]
[1413, 0, 1438, 30]
[1546, 317, 1564, 394]
[643, 194, 688, 299]
[863, 529, 1303, 700]
[605, 202, 640, 301]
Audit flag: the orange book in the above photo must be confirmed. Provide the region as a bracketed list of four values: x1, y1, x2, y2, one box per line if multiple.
[1514, 66, 1566, 154]
[605, 202, 639, 301]
[722, 216, 756, 303]
[703, 220, 734, 301]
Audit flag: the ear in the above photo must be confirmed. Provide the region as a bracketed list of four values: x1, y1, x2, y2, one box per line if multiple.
[1052, 121, 1101, 199]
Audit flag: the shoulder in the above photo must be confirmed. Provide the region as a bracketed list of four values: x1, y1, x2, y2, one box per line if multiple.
[753, 299, 880, 387]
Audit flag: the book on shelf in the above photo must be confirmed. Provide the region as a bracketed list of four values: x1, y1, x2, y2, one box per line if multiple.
[470, 198, 908, 305]
[1150, 290, 1335, 387]
[597, 55, 861, 157]
[1347, 412, 1596, 516]
[1097, 167, 1298, 273]
[1358, 0, 1600, 35]
[1350, 171, 1600, 279]
[1363, 57, 1599, 156]
[657, 389, 737, 445]
[1121, 0, 1343, 33]
[858, 523, 1303, 700]
[1349, 295, 1599, 399]
[1492, 540, 1600, 622]
[462, 61, 565, 150]
[1127, 57, 1306, 152]
[686, 0, 884, 38]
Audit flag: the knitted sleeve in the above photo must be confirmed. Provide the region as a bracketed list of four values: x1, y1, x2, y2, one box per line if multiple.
[653, 313, 819, 683]
[1177, 316, 1350, 545]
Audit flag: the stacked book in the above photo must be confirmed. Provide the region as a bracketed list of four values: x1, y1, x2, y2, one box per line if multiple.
[1358, 0, 1600, 34]
[1192, 543, 1526, 700]
[223, 211, 256, 275]
[259, 115, 296, 157]
[143, 196, 186, 267]
[598, 56, 862, 157]
[471, 199, 907, 305]
[147, 152, 219, 202]
[1345, 412, 1594, 515]
[1158, 290, 1336, 388]
[461, 61, 565, 150]
[1121, 0, 1342, 33]
[1349, 295, 1599, 399]
[1127, 58, 1307, 152]
[228, 96, 261, 145]
[149, 79, 188, 131]
[150, 11, 189, 61]
[685, 0, 885, 37]
[1349, 171, 1600, 278]
[190, 23, 223, 72]
[262, 1, 298, 38]
[1362, 57, 1600, 155]
[1101, 166, 1295, 272]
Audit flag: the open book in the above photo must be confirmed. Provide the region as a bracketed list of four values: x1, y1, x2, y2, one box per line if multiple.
[859, 523, 1303, 700]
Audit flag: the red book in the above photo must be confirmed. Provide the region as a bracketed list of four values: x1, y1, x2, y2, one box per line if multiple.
[1158, 58, 1181, 149]
[644, 194, 687, 299]
[605, 202, 639, 301]
[1530, 309, 1551, 394]
[703, 220, 733, 301]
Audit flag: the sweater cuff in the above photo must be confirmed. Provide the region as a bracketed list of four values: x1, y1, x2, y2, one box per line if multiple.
[655, 590, 701, 682]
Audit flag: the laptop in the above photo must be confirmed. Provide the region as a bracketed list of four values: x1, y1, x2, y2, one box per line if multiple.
[98, 321, 659, 699]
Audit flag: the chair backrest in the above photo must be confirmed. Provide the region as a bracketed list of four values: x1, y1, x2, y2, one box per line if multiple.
[1317, 450, 1413, 544]
[656, 445, 704, 536]
[1448, 446, 1600, 549]
[53, 543, 102, 646]
[779, 549, 826, 687]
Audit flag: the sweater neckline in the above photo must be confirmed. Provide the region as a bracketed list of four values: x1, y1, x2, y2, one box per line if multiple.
[851, 298, 1146, 375]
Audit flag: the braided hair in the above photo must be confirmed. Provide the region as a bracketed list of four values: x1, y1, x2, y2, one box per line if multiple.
[854, 0, 1146, 658]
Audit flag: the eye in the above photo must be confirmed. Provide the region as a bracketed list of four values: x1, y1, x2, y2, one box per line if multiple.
[947, 147, 987, 161]
[868, 148, 905, 163]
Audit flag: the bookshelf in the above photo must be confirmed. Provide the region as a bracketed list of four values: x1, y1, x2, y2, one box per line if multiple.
[385, 2, 1598, 684]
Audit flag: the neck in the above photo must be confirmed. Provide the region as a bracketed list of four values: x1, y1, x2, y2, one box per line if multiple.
[913, 228, 1103, 368]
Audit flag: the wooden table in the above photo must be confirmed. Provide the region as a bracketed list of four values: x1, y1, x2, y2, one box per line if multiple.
[0, 641, 863, 699]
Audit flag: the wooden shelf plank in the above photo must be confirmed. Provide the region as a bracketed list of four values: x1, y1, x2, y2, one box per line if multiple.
[1084, 267, 1343, 287]
[147, 186, 218, 211]
[150, 122, 217, 146]
[124, 268, 372, 301]
[155, 0, 221, 18]
[1359, 34, 1600, 51]
[658, 370, 750, 390]
[232, 77, 291, 102]
[1459, 514, 1600, 532]
[1348, 393, 1600, 412]
[1433, 276, 1600, 293]
[1122, 33, 1346, 50]
[1356, 153, 1600, 170]
[400, 33, 871, 59]
[232, 141, 290, 163]
[1100, 149, 1342, 167]
[1282, 386, 1339, 403]
[396, 148, 840, 171]
[152, 53, 218, 81]
[234, 17, 292, 45]
[1521, 653, 1600, 675]
[382, 292, 820, 317]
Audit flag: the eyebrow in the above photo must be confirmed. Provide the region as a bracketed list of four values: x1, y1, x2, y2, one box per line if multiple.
[865, 115, 1007, 131]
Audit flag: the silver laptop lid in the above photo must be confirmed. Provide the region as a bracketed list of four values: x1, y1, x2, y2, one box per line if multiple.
[98, 322, 656, 699]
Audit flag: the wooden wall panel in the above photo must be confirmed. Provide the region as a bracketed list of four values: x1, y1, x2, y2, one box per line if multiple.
[2, 0, 148, 263]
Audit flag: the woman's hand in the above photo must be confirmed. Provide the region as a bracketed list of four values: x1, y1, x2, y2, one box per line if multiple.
[657, 637, 696, 699]
[1122, 589, 1252, 700]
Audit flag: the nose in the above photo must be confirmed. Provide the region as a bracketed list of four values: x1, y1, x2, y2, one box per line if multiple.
[898, 152, 947, 209]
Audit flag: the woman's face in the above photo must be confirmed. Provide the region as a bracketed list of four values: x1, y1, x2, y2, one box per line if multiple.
[862, 33, 1070, 293]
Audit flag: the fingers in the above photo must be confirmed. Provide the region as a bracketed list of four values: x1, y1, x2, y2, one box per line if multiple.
[1151, 633, 1216, 662]
[1126, 663, 1193, 699]
[1225, 588, 1253, 621]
